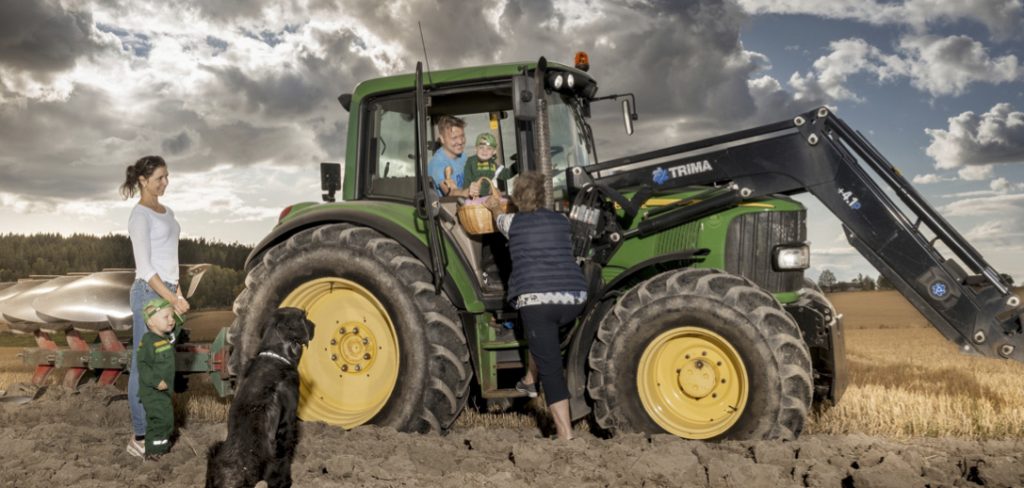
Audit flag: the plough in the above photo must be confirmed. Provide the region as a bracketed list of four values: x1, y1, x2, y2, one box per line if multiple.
[0, 265, 234, 397]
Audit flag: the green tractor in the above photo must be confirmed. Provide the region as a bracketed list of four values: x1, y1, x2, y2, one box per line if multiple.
[227, 56, 1023, 441]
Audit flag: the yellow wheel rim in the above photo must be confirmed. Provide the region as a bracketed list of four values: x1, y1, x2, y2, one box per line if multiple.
[282, 277, 399, 428]
[637, 326, 748, 439]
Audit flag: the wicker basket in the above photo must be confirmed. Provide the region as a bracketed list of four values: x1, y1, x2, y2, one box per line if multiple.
[458, 178, 506, 235]
[458, 204, 496, 234]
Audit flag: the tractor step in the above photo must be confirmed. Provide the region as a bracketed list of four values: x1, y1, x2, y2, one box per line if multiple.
[480, 339, 527, 350]
[484, 387, 533, 399]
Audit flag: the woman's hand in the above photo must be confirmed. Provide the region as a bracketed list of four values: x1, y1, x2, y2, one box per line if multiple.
[483, 194, 502, 214]
[174, 296, 190, 314]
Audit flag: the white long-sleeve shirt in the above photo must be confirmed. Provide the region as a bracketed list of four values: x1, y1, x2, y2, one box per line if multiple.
[128, 204, 181, 284]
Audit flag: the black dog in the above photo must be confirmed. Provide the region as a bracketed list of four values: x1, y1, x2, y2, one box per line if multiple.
[206, 307, 315, 488]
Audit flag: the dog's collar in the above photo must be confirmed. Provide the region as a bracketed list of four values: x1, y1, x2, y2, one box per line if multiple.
[258, 350, 293, 366]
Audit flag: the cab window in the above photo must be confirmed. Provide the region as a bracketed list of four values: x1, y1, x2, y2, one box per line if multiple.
[364, 95, 417, 200]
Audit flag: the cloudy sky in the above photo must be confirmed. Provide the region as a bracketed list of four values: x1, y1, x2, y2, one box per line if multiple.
[1, 0, 1023, 283]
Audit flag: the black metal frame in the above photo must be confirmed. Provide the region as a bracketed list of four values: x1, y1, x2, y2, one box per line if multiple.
[567, 107, 1023, 361]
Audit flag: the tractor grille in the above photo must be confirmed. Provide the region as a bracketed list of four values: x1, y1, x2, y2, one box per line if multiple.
[655, 221, 700, 254]
[725, 210, 806, 293]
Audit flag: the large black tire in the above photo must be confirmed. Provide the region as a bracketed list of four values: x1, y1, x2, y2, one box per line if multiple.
[587, 268, 813, 440]
[229, 223, 471, 434]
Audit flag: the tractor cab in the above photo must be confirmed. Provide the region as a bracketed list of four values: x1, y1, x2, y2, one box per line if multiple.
[350, 60, 601, 303]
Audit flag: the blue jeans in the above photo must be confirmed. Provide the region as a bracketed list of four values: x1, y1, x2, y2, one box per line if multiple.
[129, 279, 177, 437]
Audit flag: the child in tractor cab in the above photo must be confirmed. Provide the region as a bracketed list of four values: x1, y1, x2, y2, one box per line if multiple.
[461, 132, 509, 196]
[136, 298, 185, 459]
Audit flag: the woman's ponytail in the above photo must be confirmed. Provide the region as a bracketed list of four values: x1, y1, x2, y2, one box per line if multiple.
[119, 155, 166, 200]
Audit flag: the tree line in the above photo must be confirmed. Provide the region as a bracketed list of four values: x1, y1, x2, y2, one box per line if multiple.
[816, 269, 1015, 293]
[0, 233, 252, 309]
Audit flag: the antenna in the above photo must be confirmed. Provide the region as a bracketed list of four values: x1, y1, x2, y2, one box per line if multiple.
[418, 21, 435, 87]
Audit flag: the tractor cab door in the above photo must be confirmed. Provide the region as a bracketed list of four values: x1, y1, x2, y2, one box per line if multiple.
[413, 62, 447, 292]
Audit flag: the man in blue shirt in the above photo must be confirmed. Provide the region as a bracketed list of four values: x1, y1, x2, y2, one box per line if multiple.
[428, 115, 477, 197]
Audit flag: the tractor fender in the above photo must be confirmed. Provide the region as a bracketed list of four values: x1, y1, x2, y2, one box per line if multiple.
[244, 207, 466, 310]
[565, 248, 709, 420]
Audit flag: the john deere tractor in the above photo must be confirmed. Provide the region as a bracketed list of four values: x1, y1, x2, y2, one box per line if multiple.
[227, 56, 1023, 440]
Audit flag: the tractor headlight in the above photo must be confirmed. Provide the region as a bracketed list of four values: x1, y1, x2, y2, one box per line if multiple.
[772, 244, 810, 271]
[553, 74, 564, 90]
[566, 73, 575, 88]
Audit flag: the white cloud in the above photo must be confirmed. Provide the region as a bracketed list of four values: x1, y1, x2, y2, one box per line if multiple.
[941, 193, 1024, 216]
[788, 35, 1020, 103]
[736, 0, 1024, 41]
[912, 173, 955, 184]
[925, 103, 1024, 171]
[990, 177, 1024, 193]
[898, 35, 1019, 96]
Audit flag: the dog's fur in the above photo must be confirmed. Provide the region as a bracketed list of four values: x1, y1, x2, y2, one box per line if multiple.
[206, 307, 315, 488]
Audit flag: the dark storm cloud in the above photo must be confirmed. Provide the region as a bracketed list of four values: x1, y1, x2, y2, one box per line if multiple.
[161, 131, 193, 155]
[203, 64, 324, 118]
[197, 26, 380, 160]
[321, 0, 507, 66]
[0, 85, 132, 199]
[0, 0, 109, 74]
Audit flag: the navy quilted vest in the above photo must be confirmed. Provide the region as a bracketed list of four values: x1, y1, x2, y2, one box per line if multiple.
[507, 208, 587, 300]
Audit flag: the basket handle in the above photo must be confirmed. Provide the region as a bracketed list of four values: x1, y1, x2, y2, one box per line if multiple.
[475, 177, 501, 199]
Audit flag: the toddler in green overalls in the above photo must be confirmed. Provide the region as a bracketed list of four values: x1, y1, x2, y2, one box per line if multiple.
[461, 132, 508, 196]
[137, 298, 184, 459]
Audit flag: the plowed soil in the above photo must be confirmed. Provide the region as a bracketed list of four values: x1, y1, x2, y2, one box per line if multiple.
[2, 291, 1023, 487]
[2, 383, 1023, 487]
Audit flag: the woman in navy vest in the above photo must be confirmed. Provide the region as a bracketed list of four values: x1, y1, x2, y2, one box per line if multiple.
[484, 172, 587, 440]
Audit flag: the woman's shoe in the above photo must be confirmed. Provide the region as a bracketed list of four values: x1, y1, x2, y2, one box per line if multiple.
[515, 379, 538, 398]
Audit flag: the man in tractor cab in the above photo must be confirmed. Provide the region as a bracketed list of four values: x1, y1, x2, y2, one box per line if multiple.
[428, 115, 480, 198]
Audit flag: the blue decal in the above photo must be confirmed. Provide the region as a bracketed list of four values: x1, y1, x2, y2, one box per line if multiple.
[930, 282, 947, 298]
[652, 167, 669, 185]
[851, 201, 861, 210]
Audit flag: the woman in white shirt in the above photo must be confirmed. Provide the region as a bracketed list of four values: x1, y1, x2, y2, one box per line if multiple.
[119, 155, 190, 458]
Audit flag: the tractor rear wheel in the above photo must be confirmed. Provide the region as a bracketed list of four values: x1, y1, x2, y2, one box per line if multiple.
[228, 223, 471, 433]
[587, 268, 812, 440]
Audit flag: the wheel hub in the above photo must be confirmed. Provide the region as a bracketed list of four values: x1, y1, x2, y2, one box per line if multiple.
[331, 322, 378, 373]
[678, 358, 717, 399]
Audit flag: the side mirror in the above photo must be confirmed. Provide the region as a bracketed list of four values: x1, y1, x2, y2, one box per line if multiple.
[622, 99, 634, 136]
[321, 162, 341, 202]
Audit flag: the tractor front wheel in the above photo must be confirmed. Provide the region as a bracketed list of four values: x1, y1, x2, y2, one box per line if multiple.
[587, 268, 813, 440]
[228, 223, 471, 433]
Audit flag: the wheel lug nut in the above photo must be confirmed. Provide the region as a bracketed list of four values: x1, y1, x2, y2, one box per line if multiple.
[339, 327, 346, 334]
[330, 339, 337, 345]
[363, 353, 371, 360]
[352, 327, 360, 334]
[362, 338, 369, 345]
[330, 354, 337, 361]
[695, 360, 704, 369]
[355, 364, 362, 372]
[716, 361, 722, 366]
[341, 364, 348, 372]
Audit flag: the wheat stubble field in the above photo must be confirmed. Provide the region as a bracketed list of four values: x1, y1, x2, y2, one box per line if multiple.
[1, 290, 1023, 487]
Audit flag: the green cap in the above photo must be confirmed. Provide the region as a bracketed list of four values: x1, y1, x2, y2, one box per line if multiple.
[143, 298, 185, 327]
[475, 132, 497, 147]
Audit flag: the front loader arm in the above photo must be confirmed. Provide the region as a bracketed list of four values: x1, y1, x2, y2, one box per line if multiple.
[570, 107, 1023, 361]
